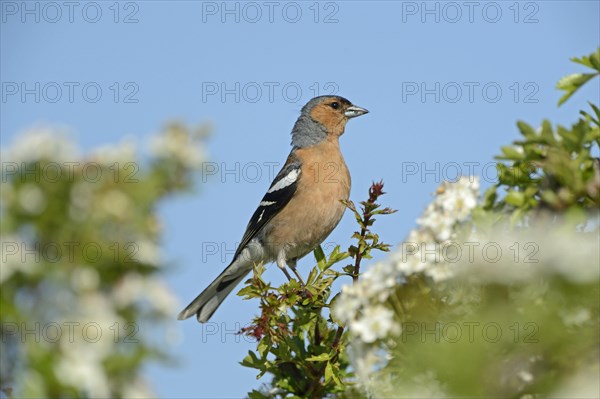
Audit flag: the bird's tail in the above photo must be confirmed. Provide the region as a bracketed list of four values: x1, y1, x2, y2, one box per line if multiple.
[178, 254, 254, 323]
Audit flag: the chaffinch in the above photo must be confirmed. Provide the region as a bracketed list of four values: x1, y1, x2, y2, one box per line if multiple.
[178, 95, 369, 323]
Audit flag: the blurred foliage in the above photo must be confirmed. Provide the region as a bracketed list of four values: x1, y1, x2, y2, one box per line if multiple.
[556, 48, 600, 105]
[240, 183, 395, 399]
[482, 49, 600, 223]
[370, 220, 600, 397]
[1, 123, 209, 397]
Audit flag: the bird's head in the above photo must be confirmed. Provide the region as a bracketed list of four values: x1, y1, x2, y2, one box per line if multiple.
[291, 95, 368, 148]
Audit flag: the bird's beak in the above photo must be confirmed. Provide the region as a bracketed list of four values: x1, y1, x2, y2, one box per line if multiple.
[345, 105, 369, 118]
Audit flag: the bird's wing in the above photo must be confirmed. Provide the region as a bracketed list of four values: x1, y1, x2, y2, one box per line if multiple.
[232, 152, 301, 261]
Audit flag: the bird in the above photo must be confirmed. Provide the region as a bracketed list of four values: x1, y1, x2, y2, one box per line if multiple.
[178, 95, 369, 323]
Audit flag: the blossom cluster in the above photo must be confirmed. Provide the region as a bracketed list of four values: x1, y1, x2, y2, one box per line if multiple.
[1, 125, 207, 397]
[335, 177, 480, 336]
[333, 177, 480, 389]
[335, 175, 598, 397]
[400, 176, 479, 281]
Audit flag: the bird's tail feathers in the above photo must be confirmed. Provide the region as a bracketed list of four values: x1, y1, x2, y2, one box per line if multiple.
[177, 256, 254, 323]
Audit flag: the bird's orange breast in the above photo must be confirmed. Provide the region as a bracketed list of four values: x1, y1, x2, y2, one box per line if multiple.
[264, 138, 350, 260]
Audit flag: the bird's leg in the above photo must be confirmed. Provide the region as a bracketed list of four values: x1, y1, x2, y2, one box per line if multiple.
[276, 252, 294, 282]
[276, 251, 306, 285]
[287, 258, 306, 286]
[287, 258, 311, 299]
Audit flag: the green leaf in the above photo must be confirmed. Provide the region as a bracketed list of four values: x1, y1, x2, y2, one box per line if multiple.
[314, 245, 326, 271]
[327, 245, 349, 266]
[237, 285, 258, 298]
[306, 267, 318, 285]
[306, 353, 330, 362]
[571, 48, 600, 71]
[540, 119, 555, 143]
[257, 338, 270, 358]
[560, 50, 600, 109]
[516, 121, 537, 139]
[324, 361, 334, 382]
[348, 245, 358, 257]
[483, 186, 498, 209]
[540, 190, 561, 207]
[589, 102, 600, 120]
[248, 390, 269, 399]
[505, 190, 525, 207]
[509, 206, 528, 226]
[275, 378, 295, 392]
[498, 145, 525, 160]
[241, 350, 261, 369]
[580, 102, 600, 126]
[329, 362, 343, 386]
[557, 73, 598, 106]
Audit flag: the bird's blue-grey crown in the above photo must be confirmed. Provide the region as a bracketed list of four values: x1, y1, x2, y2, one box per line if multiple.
[290, 95, 352, 148]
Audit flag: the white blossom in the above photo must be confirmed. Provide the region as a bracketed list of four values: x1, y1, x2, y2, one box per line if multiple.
[0, 235, 39, 283]
[349, 305, 399, 344]
[113, 273, 178, 316]
[361, 260, 404, 302]
[3, 128, 78, 163]
[90, 137, 137, 164]
[335, 177, 480, 390]
[333, 285, 366, 324]
[335, 178, 480, 346]
[69, 182, 94, 221]
[149, 127, 206, 168]
[2, 127, 195, 398]
[18, 183, 46, 215]
[560, 308, 591, 327]
[551, 363, 600, 398]
[133, 239, 161, 266]
[332, 297, 360, 324]
[122, 377, 155, 398]
[54, 342, 110, 397]
[100, 189, 132, 219]
[350, 345, 385, 391]
[400, 177, 480, 280]
[418, 208, 454, 241]
[70, 267, 100, 292]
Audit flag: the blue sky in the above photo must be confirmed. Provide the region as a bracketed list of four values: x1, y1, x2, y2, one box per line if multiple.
[2, 1, 599, 397]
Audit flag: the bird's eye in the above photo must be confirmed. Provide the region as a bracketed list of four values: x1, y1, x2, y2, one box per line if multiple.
[330, 102, 340, 109]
